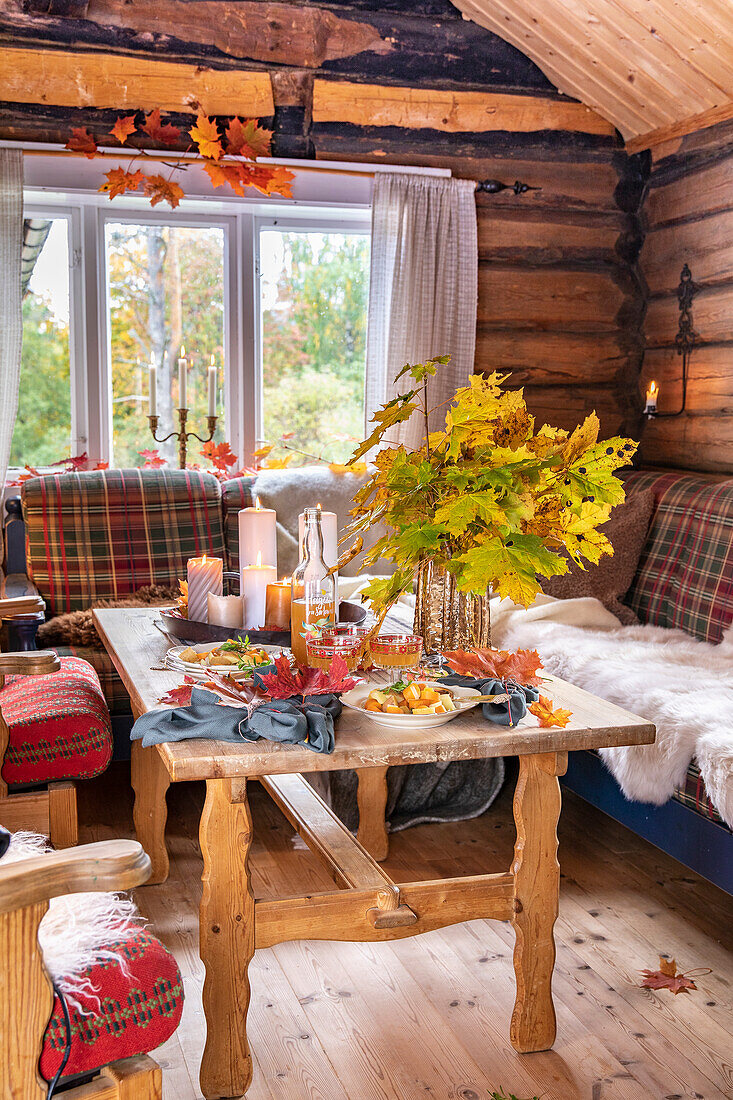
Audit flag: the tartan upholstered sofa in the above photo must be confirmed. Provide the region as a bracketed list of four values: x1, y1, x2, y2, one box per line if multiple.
[563, 468, 733, 894]
[5, 465, 732, 889]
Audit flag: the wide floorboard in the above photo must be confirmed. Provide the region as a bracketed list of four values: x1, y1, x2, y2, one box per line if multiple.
[80, 763, 733, 1100]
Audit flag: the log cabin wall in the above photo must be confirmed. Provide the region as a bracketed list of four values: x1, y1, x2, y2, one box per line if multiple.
[639, 120, 733, 473]
[0, 0, 646, 439]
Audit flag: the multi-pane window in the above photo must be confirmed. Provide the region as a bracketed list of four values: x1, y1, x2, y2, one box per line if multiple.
[10, 217, 72, 466]
[259, 229, 370, 465]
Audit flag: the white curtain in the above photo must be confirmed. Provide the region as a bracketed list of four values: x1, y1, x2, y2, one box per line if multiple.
[365, 172, 478, 450]
[0, 149, 23, 491]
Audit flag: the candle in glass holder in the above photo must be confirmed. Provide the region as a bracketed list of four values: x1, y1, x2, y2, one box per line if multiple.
[298, 504, 338, 568]
[264, 577, 291, 629]
[241, 551, 277, 630]
[187, 555, 223, 623]
[207, 592, 243, 629]
[238, 497, 277, 571]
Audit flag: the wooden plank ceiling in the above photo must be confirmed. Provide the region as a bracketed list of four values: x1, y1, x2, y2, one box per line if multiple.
[453, 0, 733, 150]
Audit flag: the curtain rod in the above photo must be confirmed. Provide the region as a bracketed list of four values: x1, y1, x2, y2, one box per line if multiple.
[17, 146, 538, 194]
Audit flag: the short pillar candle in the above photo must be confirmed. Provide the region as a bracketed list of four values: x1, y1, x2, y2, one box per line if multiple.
[241, 553, 278, 630]
[207, 592, 243, 629]
[187, 555, 223, 623]
[264, 579, 291, 629]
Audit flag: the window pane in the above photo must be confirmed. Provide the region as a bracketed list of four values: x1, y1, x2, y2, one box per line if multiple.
[105, 223, 226, 467]
[11, 218, 71, 466]
[260, 230, 369, 465]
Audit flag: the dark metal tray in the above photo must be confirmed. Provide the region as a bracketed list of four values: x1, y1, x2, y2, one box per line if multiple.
[157, 599, 367, 647]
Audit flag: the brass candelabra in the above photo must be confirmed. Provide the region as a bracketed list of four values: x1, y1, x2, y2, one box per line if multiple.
[148, 409, 218, 469]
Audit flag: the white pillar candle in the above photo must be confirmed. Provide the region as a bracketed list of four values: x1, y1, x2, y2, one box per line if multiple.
[241, 552, 277, 630]
[178, 344, 188, 410]
[238, 498, 277, 572]
[208, 354, 217, 417]
[207, 592, 243, 629]
[187, 555, 223, 623]
[148, 354, 157, 417]
[298, 506, 338, 568]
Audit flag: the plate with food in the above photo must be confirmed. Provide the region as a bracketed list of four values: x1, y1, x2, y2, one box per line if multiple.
[165, 638, 288, 680]
[341, 680, 485, 728]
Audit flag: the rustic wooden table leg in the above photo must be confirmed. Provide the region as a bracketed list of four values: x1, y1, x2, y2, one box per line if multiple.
[199, 777, 255, 1100]
[130, 739, 170, 886]
[510, 750, 567, 1053]
[356, 765, 389, 861]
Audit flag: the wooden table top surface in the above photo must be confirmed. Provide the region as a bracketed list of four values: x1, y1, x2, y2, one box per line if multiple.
[93, 606, 656, 783]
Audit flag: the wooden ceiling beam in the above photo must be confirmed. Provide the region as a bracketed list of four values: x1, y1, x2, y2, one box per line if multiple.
[0, 46, 275, 116]
[626, 100, 733, 154]
[312, 79, 617, 137]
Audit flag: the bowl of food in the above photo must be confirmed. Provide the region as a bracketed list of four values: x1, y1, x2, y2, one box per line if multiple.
[341, 680, 482, 728]
[165, 639, 287, 680]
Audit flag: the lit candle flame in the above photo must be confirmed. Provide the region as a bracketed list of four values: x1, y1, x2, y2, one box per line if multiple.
[180, 345, 186, 358]
[256, 550, 262, 568]
[255, 496, 262, 510]
[210, 353, 216, 367]
[316, 502, 322, 510]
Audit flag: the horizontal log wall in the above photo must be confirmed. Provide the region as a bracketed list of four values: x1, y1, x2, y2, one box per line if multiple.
[640, 121, 733, 473]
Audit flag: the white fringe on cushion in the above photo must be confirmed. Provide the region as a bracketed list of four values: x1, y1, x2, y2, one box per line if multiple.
[2, 832, 143, 1010]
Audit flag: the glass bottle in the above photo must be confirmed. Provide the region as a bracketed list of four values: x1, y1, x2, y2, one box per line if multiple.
[290, 507, 338, 665]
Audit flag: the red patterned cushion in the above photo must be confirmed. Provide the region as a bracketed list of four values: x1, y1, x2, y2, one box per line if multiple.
[22, 468, 226, 615]
[53, 645, 132, 715]
[1, 656, 112, 786]
[673, 761, 731, 830]
[40, 926, 184, 1082]
[624, 470, 733, 643]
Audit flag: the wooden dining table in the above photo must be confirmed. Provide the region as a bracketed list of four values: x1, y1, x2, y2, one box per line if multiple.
[93, 605, 656, 1100]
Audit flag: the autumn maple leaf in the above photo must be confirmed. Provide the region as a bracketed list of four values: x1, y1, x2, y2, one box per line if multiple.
[640, 956, 702, 995]
[190, 113, 223, 160]
[99, 167, 145, 200]
[138, 448, 167, 468]
[109, 114, 138, 144]
[142, 108, 181, 146]
[66, 127, 98, 158]
[202, 440, 238, 471]
[444, 647, 544, 688]
[529, 694, 572, 728]
[240, 163, 295, 197]
[143, 174, 185, 209]
[158, 683, 195, 707]
[225, 117, 272, 159]
[257, 654, 360, 700]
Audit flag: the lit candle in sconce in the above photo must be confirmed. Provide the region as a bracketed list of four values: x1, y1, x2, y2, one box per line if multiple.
[178, 345, 188, 411]
[208, 353, 217, 417]
[645, 379, 658, 415]
[148, 352, 157, 417]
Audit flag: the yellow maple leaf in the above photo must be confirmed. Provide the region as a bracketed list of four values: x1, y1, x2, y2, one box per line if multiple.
[529, 694, 573, 728]
[189, 113, 223, 160]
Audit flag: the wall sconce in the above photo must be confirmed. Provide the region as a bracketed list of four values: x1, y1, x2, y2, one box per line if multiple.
[645, 263, 698, 419]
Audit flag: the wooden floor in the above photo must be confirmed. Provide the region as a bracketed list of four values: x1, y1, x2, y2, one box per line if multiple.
[80, 763, 733, 1100]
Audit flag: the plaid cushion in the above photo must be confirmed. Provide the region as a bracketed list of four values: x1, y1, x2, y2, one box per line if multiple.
[221, 475, 256, 571]
[673, 761, 731, 830]
[1, 656, 112, 786]
[53, 645, 132, 715]
[624, 471, 733, 643]
[40, 926, 184, 1082]
[22, 469, 225, 616]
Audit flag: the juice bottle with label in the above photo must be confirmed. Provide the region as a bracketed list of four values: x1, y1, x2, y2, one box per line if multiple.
[290, 507, 337, 665]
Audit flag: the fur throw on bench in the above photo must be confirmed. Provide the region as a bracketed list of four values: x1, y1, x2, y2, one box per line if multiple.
[1, 831, 142, 1008]
[37, 584, 179, 649]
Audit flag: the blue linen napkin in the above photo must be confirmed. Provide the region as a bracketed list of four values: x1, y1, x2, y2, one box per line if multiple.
[131, 685, 342, 754]
[440, 674, 539, 726]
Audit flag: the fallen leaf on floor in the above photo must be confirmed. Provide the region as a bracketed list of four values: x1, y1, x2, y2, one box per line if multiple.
[640, 955, 706, 995]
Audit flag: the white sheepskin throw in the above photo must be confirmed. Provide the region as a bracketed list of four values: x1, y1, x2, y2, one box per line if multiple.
[491, 595, 733, 827]
[1, 832, 142, 1009]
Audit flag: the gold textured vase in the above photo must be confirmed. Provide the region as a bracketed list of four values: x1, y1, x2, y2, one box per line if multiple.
[413, 559, 491, 655]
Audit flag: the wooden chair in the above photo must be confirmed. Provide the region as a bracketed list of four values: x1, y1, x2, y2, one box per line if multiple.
[0, 831, 165, 1099]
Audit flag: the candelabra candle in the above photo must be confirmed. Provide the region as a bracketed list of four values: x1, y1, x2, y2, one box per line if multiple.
[298, 505, 338, 569]
[208, 354, 217, 417]
[148, 352, 157, 417]
[238, 498, 277, 572]
[187, 555, 223, 623]
[178, 345, 188, 410]
[241, 551, 277, 630]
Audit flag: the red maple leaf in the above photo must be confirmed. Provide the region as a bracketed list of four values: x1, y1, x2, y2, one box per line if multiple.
[52, 452, 90, 472]
[257, 654, 360, 700]
[640, 956, 704, 995]
[94, 461, 110, 470]
[444, 647, 544, 687]
[66, 127, 98, 158]
[142, 108, 181, 146]
[224, 117, 272, 159]
[138, 448, 167, 468]
[158, 683, 195, 706]
[109, 114, 138, 144]
[143, 174, 185, 209]
[201, 440, 238, 471]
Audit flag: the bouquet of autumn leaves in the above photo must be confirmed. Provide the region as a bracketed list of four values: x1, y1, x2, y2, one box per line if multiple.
[342, 356, 638, 623]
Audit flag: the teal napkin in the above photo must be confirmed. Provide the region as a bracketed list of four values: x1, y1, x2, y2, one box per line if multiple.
[441, 675, 539, 726]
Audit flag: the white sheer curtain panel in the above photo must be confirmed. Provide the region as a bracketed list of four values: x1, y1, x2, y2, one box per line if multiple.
[365, 172, 478, 450]
[0, 149, 23, 491]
